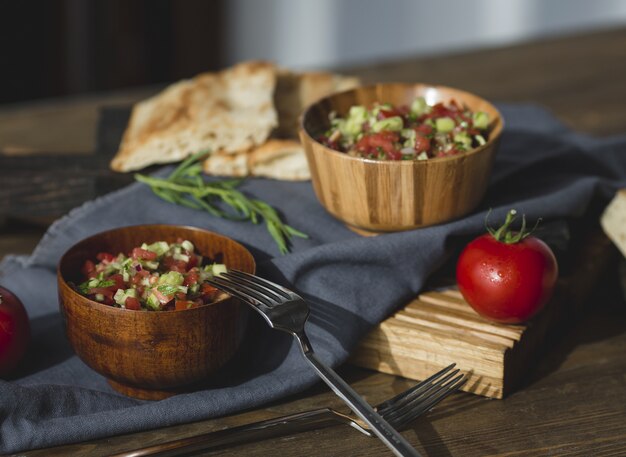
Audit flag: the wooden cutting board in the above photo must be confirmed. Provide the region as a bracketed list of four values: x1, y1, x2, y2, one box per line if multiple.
[351, 229, 615, 399]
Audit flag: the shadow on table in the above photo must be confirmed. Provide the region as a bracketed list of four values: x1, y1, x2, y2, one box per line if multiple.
[519, 269, 626, 392]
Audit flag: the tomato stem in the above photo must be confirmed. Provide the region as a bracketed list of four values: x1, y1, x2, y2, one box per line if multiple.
[487, 209, 540, 244]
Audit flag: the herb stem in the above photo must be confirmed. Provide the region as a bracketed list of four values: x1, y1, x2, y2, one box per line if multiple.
[135, 153, 307, 253]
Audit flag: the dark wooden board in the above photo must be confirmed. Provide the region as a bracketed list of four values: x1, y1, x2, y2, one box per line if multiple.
[0, 108, 134, 219]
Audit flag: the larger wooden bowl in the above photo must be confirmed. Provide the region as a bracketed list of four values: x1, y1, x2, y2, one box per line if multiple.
[299, 83, 504, 233]
[57, 225, 255, 400]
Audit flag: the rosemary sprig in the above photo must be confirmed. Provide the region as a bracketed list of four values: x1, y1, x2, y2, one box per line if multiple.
[135, 151, 308, 254]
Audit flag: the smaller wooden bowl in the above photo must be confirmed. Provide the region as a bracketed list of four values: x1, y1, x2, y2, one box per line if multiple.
[299, 83, 504, 233]
[57, 225, 255, 400]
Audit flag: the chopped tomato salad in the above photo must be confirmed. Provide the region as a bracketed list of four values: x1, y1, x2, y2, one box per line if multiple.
[76, 239, 226, 311]
[317, 97, 490, 161]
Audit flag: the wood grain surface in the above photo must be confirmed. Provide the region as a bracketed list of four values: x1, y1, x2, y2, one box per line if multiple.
[57, 225, 255, 400]
[351, 230, 615, 399]
[300, 83, 503, 232]
[2, 27, 626, 456]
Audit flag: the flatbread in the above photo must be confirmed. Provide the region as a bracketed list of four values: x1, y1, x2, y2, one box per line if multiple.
[202, 70, 359, 181]
[202, 150, 249, 178]
[274, 70, 361, 138]
[203, 139, 309, 181]
[250, 139, 309, 180]
[110, 61, 278, 172]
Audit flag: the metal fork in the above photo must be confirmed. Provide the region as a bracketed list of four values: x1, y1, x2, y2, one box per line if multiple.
[207, 270, 425, 457]
[113, 364, 466, 457]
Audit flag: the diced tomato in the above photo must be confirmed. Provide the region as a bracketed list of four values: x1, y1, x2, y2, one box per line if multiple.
[356, 132, 401, 159]
[131, 269, 150, 285]
[425, 102, 459, 120]
[201, 283, 218, 295]
[175, 300, 197, 311]
[109, 274, 125, 290]
[89, 287, 114, 299]
[175, 292, 186, 300]
[435, 148, 463, 158]
[187, 255, 199, 270]
[96, 252, 115, 262]
[377, 105, 409, 120]
[415, 124, 433, 136]
[377, 108, 399, 119]
[81, 260, 96, 278]
[131, 248, 157, 261]
[184, 271, 199, 286]
[124, 297, 141, 310]
[414, 135, 431, 152]
[162, 256, 187, 272]
[153, 288, 173, 304]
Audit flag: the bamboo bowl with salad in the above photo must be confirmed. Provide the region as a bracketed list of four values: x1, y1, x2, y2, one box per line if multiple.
[299, 83, 504, 233]
[57, 224, 255, 400]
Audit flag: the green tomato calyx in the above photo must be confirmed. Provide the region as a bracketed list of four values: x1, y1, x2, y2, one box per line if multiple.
[486, 209, 540, 244]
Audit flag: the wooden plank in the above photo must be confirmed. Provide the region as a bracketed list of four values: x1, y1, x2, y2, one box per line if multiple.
[351, 228, 616, 399]
[0, 152, 134, 218]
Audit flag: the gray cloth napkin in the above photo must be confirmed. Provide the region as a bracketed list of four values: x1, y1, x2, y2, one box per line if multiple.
[1, 104, 625, 453]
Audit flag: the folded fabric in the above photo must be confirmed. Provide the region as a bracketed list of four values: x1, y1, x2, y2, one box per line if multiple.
[1, 104, 625, 453]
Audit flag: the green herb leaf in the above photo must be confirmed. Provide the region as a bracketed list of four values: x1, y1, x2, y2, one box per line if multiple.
[135, 152, 308, 254]
[78, 278, 115, 294]
[157, 284, 179, 296]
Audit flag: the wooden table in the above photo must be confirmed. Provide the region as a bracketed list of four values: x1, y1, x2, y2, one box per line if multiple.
[3, 28, 626, 456]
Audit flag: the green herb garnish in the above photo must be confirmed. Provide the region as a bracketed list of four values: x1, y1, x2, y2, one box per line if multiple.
[78, 278, 115, 294]
[134, 151, 308, 254]
[156, 284, 180, 296]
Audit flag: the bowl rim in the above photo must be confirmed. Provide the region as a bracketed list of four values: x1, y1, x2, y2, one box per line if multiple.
[299, 82, 504, 165]
[57, 223, 256, 315]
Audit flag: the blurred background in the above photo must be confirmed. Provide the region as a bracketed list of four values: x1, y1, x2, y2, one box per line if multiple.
[2, 0, 626, 104]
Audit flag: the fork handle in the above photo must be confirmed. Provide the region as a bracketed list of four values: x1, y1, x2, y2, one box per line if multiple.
[110, 409, 345, 457]
[302, 350, 422, 457]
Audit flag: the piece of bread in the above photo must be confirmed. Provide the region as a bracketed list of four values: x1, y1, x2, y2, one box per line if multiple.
[203, 139, 309, 181]
[110, 61, 278, 172]
[201, 70, 359, 181]
[601, 189, 626, 257]
[202, 150, 250, 178]
[274, 70, 361, 138]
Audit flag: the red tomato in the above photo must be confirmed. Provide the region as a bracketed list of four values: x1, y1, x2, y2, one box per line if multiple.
[415, 124, 433, 136]
[184, 271, 199, 286]
[162, 256, 187, 272]
[124, 297, 141, 310]
[356, 132, 401, 160]
[175, 300, 197, 311]
[0, 286, 30, 376]
[81, 260, 96, 278]
[131, 248, 157, 261]
[413, 135, 431, 152]
[96, 252, 115, 262]
[456, 210, 558, 324]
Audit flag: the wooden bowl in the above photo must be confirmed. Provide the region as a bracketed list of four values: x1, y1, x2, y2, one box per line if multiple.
[57, 225, 255, 400]
[299, 83, 504, 233]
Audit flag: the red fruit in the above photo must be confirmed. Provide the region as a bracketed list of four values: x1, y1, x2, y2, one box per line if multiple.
[456, 210, 558, 324]
[0, 286, 30, 376]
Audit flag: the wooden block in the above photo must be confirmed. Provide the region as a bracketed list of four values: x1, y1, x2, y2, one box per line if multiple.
[351, 229, 615, 399]
[601, 188, 626, 257]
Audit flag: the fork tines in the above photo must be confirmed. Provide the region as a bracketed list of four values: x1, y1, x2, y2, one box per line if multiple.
[207, 270, 297, 308]
[378, 364, 467, 428]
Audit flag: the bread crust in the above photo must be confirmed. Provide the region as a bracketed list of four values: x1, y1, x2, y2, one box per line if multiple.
[110, 61, 278, 172]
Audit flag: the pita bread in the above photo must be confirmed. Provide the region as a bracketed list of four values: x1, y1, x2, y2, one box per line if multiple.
[110, 61, 278, 172]
[203, 139, 309, 181]
[274, 70, 361, 138]
[201, 70, 359, 181]
[202, 150, 250, 178]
